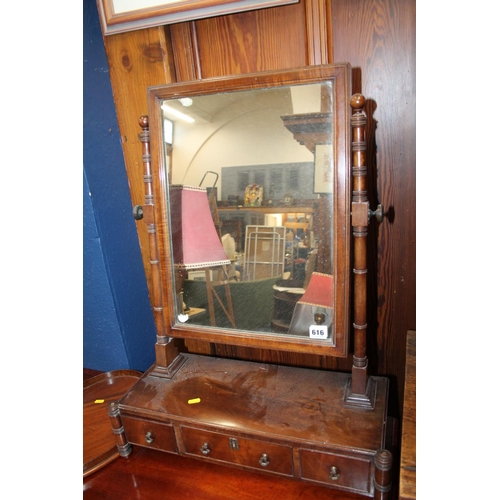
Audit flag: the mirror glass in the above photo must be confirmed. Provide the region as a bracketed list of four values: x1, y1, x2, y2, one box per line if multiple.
[161, 81, 336, 343]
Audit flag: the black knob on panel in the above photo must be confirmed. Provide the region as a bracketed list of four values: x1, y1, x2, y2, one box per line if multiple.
[133, 205, 144, 220]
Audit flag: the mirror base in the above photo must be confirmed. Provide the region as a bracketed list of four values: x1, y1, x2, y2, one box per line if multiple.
[150, 355, 187, 379]
[343, 376, 377, 410]
[111, 354, 391, 498]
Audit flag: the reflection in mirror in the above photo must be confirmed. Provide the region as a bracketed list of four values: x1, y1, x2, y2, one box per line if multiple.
[162, 82, 334, 342]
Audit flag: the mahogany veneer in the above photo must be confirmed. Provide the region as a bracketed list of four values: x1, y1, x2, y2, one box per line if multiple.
[109, 354, 390, 498]
[83, 446, 371, 500]
[84, 369, 371, 500]
[83, 369, 142, 476]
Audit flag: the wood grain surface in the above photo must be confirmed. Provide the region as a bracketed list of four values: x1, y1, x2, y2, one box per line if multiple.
[83, 446, 370, 500]
[399, 330, 416, 499]
[83, 370, 142, 476]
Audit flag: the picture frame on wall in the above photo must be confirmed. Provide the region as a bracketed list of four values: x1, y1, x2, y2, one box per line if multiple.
[314, 144, 333, 194]
[97, 0, 299, 35]
[244, 184, 264, 207]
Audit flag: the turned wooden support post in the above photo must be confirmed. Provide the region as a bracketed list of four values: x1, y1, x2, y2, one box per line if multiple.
[107, 401, 131, 458]
[350, 94, 370, 396]
[138, 116, 182, 373]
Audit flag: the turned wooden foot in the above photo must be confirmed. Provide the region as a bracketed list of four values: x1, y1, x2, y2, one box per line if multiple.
[374, 448, 393, 499]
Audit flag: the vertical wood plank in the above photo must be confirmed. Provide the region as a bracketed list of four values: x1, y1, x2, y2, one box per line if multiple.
[304, 0, 333, 65]
[192, 3, 307, 77]
[169, 22, 202, 81]
[104, 26, 175, 290]
[399, 330, 416, 499]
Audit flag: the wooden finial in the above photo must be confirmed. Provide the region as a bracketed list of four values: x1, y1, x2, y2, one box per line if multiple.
[350, 94, 366, 110]
[138, 115, 149, 130]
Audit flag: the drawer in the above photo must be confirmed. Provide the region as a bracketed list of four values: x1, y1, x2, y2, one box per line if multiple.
[300, 448, 372, 494]
[121, 416, 177, 453]
[181, 426, 293, 476]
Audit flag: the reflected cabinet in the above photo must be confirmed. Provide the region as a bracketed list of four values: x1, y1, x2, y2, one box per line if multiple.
[108, 64, 393, 498]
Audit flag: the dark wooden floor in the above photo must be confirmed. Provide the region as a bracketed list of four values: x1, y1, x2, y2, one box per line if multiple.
[83, 368, 392, 499]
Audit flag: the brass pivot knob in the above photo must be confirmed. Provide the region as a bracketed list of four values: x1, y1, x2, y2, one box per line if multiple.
[200, 442, 211, 455]
[369, 204, 384, 223]
[329, 466, 340, 481]
[133, 205, 144, 220]
[259, 454, 270, 467]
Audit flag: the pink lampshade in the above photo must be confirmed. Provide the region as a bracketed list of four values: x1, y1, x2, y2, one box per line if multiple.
[288, 272, 333, 337]
[169, 185, 230, 269]
[297, 272, 333, 308]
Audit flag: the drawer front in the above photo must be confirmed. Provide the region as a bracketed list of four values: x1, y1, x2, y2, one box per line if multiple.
[121, 416, 177, 453]
[300, 449, 372, 494]
[181, 426, 293, 476]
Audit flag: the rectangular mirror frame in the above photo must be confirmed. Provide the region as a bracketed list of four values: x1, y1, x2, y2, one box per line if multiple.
[146, 63, 352, 357]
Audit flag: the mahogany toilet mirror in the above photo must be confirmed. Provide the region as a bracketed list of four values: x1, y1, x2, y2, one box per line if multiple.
[110, 63, 392, 499]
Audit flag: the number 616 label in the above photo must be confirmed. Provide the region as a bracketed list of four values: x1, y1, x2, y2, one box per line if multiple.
[309, 325, 328, 339]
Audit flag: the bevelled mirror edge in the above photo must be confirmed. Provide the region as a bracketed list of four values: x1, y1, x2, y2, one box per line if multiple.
[146, 63, 352, 358]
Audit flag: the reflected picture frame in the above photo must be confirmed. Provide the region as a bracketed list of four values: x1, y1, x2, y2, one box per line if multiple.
[314, 144, 333, 194]
[97, 0, 299, 35]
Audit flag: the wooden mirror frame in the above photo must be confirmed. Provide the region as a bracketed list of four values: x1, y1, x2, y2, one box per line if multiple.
[140, 64, 354, 369]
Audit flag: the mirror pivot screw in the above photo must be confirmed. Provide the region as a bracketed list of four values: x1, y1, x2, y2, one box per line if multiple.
[133, 205, 144, 220]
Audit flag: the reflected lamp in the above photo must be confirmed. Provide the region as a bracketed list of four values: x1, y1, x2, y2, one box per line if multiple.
[169, 185, 235, 327]
[288, 272, 333, 338]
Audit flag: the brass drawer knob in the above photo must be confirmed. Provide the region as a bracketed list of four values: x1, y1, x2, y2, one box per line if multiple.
[145, 431, 154, 444]
[200, 442, 211, 455]
[259, 454, 270, 467]
[329, 466, 340, 481]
